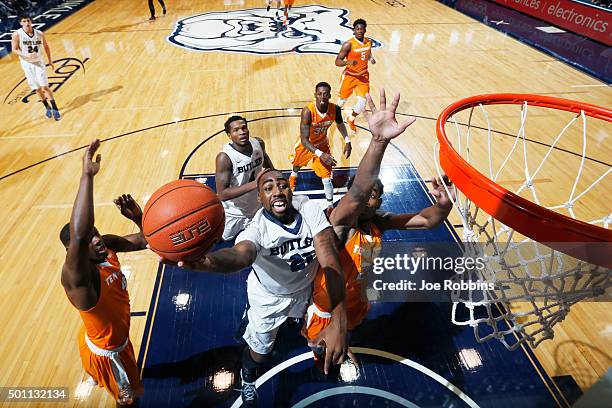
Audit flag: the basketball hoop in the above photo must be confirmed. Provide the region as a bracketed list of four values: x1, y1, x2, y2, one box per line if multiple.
[434, 94, 611, 350]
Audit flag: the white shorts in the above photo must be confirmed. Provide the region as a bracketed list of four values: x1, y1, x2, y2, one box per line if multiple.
[243, 272, 311, 354]
[222, 213, 251, 241]
[20, 59, 49, 90]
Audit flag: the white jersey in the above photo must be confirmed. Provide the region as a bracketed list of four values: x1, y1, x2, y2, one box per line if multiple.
[236, 196, 330, 295]
[17, 28, 44, 63]
[221, 138, 264, 218]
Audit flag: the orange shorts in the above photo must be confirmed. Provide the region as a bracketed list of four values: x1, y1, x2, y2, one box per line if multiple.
[303, 301, 369, 341]
[289, 142, 332, 179]
[284, 0, 295, 5]
[339, 72, 370, 100]
[78, 327, 144, 402]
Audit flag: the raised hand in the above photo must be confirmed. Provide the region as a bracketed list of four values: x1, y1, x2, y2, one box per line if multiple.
[430, 175, 455, 209]
[82, 139, 101, 176]
[114, 194, 143, 222]
[364, 88, 416, 143]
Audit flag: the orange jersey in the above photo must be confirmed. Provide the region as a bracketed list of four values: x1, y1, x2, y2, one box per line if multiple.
[306, 101, 337, 146]
[344, 36, 372, 77]
[78, 250, 131, 349]
[312, 222, 383, 314]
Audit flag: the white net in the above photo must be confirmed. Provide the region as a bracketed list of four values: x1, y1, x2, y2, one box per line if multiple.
[434, 97, 612, 350]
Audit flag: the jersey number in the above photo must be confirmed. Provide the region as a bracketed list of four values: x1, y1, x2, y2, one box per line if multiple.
[289, 250, 315, 272]
[27, 45, 39, 53]
[360, 52, 367, 61]
[248, 170, 256, 182]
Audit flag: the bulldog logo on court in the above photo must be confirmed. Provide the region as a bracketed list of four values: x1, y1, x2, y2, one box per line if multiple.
[167, 5, 382, 55]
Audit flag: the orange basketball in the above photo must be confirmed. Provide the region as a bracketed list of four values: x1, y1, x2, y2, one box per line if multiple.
[143, 179, 225, 262]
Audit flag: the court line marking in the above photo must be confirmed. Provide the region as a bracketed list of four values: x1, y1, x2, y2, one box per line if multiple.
[3, 107, 609, 183]
[229, 347, 480, 408]
[292, 386, 419, 408]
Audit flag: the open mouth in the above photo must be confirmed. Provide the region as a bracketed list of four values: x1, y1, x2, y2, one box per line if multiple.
[271, 200, 288, 212]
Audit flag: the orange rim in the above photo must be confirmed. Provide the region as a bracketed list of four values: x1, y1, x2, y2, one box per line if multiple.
[436, 94, 612, 267]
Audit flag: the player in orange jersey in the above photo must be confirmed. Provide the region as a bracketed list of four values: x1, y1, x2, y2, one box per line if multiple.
[60, 139, 148, 406]
[304, 89, 455, 366]
[289, 81, 351, 205]
[335, 19, 376, 133]
[282, 0, 295, 26]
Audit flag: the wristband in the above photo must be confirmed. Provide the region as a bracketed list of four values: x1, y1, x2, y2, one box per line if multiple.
[344, 136, 351, 143]
[314, 149, 324, 158]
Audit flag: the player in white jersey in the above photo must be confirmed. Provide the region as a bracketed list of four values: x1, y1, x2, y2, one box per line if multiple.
[216, 116, 274, 241]
[11, 15, 61, 120]
[168, 168, 348, 406]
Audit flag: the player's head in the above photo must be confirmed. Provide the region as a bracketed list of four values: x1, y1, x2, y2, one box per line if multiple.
[256, 169, 294, 222]
[353, 19, 367, 41]
[19, 15, 33, 30]
[347, 176, 384, 221]
[314, 82, 332, 111]
[224, 115, 250, 147]
[60, 223, 109, 263]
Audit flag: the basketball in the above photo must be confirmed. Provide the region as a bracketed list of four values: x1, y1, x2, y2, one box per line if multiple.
[143, 179, 225, 262]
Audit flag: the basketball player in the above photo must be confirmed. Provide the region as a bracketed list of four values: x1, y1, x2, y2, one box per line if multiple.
[265, 0, 281, 15]
[169, 168, 349, 406]
[282, 0, 294, 26]
[60, 139, 147, 406]
[289, 82, 351, 204]
[304, 92, 454, 360]
[216, 115, 274, 241]
[335, 19, 376, 133]
[11, 15, 61, 120]
[148, 0, 166, 20]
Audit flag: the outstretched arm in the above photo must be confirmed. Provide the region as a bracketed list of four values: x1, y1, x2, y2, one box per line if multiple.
[311, 226, 351, 374]
[175, 240, 257, 274]
[377, 176, 454, 230]
[61, 139, 102, 310]
[331, 89, 416, 240]
[102, 194, 147, 252]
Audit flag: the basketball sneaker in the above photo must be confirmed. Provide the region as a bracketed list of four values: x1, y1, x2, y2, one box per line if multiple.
[266, 5, 270, 11]
[241, 368, 258, 407]
[347, 116, 356, 133]
[45, 107, 52, 118]
[52, 109, 61, 121]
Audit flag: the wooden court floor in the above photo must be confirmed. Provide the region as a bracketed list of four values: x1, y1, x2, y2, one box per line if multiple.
[0, 0, 610, 406]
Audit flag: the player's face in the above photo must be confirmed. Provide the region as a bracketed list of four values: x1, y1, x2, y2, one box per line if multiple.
[258, 171, 294, 220]
[359, 184, 382, 221]
[353, 23, 366, 41]
[20, 18, 33, 31]
[314, 86, 331, 112]
[227, 120, 250, 147]
[88, 228, 108, 263]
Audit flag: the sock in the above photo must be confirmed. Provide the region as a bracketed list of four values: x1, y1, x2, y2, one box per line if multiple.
[347, 114, 355, 122]
[41, 100, 50, 109]
[50, 99, 58, 110]
[322, 177, 333, 202]
[289, 172, 298, 190]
